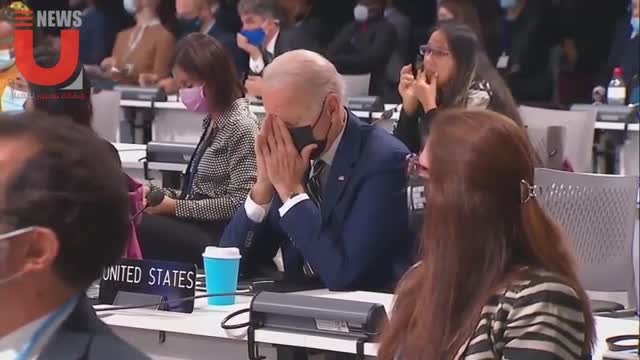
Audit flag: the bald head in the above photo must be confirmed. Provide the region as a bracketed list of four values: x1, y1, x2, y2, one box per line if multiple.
[263, 50, 346, 112]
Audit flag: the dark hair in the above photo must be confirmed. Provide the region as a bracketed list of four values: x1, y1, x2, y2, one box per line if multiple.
[378, 110, 594, 360]
[27, 49, 93, 127]
[156, 0, 180, 37]
[431, 21, 523, 126]
[0, 113, 129, 290]
[237, 0, 287, 22]
[172, 33, 244, 111]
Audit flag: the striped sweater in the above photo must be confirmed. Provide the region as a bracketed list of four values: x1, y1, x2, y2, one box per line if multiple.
[455, 271, 589, 360]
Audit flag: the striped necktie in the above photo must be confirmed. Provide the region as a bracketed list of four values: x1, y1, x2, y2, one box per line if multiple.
[306, 160, 327, 206]
[301, 160, 327, 278]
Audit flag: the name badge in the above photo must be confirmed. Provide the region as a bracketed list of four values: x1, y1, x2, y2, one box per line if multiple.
[99, 259, 197, 313]
[497, 53, 510, 70]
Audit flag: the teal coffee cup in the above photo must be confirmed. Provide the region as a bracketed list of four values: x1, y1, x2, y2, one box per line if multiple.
[202, 247, 241, 306]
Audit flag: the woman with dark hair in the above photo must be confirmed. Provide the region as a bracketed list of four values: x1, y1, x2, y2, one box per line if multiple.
[137, 33, 258, 265]
[393, 21, 522, 154]
[99, 0, 175, 85]
[378, 109, 595, 360]
[76, 0, 133, 65]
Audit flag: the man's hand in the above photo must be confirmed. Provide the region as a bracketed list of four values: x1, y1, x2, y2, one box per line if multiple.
[100, 57, 116, 71]
[145, 196, 176, 216]
[139, 73, 160, 87]
[244, 76, 264, 97]
[263, 117, 315, 202]
[236, 33, 261, 59]
[157, 78, 179, 94]
[413, 69, 438, 112]
[250, 115, 275, 205]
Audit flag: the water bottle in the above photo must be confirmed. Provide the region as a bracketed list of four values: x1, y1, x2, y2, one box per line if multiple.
[607, 67, 626, 105]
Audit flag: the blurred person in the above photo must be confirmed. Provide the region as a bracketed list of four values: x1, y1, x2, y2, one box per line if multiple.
[236, 0, 319, 97]
[393, 22, 522, 154]
[495, 0, 558, 103]
[137, 33, 258, 266]
[154, 0, 247, 92]
[24, 49, 147, 259]
[594, 0, 639, 100]
[0, 113, 148, 359]
[220, 50, 412, 291]
[280, 0, 327, 48]
[99, 0, 176, 86]
[0, 19, 24, 112]
[76, 0, 133, 66]
[378, 109, 595, 360]
[382, 0, 411, 102]
[326, 0, 397, 96]
[437, 0, 483, 42]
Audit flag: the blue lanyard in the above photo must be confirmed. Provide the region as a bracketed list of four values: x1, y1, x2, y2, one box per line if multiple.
[16, 296, 79, 360]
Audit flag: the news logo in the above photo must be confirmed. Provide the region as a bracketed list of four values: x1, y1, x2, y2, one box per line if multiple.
[12, 6, 83, 89]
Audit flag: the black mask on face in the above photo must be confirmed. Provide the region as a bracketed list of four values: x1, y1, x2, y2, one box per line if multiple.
[288, 98, 330, 159]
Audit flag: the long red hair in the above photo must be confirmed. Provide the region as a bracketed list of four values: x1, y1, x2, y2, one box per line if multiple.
[377, 109, 594, 360]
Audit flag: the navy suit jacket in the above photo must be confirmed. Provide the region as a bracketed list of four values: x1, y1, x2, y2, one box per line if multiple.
[220, 111, 413, 292]
[179, 23, 249, 79]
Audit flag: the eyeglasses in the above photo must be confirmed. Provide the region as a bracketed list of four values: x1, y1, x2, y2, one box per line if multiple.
[419, 44, 451, 58]
[405, 154, 429, 180]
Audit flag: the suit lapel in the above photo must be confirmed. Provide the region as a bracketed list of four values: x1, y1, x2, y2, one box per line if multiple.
[40, 299, 95, 360]
[320, 112, 362, 222]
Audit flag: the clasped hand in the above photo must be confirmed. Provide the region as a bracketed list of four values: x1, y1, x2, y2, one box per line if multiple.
[252, 115, 316, 204]
[398, 65, 438, 112]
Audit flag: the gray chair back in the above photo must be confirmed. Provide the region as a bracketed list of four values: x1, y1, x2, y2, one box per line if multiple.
[534, 168, 639, 309]
[520, 106, 596, 173]
[526, 125, 566, 170]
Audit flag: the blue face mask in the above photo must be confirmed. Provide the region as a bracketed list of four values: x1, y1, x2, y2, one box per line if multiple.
[500, 0, 519, 10]
[631, 17, 639, 37]
[240, 28, 266, 47]
[1, 86, 28, 113]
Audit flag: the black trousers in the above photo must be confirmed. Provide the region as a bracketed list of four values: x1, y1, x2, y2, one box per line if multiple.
[137, 214, 228, 267]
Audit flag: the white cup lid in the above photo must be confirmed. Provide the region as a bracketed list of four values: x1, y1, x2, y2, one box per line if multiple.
[203, 246, 241, 259]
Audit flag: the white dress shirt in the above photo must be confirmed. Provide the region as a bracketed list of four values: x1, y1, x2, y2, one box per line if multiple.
[248, 30, 279, 74]
[0, 300, 76, 360]
[245, 120, 347, 222]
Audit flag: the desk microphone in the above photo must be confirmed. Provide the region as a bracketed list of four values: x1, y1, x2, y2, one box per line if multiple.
[371, 104, 402, 126]
[131, 190, 165, 220]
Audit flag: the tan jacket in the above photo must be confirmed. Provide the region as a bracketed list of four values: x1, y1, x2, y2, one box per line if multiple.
[111, 23, 175, 85]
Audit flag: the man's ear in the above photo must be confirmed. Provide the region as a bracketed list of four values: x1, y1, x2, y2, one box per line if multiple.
[21, 227, 59, 274]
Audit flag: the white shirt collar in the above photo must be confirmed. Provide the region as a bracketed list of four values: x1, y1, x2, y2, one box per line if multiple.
[319, 113, 346, 166]
[266, 30, 279, 55]
[0, 298, 76, 360]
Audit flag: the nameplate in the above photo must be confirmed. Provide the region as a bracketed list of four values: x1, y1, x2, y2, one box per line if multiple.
[99, 259, 197, 313]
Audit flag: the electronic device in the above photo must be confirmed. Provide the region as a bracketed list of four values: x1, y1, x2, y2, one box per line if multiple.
[146, 142, 197, 164]
[570, 104, 634, 122]
[246, 292, 387, 360]
[346, 96, 385, 113]
[115, 85, 167, 102]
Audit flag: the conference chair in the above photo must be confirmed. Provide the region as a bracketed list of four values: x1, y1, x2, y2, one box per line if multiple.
[525, 125, 566, 170]
[341, 73, 371, 97]
[520, 106, 597, 173]
[91, 89, 122, 142]
[534, 168, 639, 313]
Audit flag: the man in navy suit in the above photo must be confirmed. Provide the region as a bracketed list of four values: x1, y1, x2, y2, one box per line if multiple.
[220, 50, 412, 292]
[156, 0, 248, 92]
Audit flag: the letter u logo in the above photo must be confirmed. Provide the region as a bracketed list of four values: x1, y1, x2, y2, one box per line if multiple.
[14, 29, 79, 86]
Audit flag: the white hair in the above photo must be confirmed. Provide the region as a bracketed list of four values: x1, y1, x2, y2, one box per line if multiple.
[262, 50, 346, 112]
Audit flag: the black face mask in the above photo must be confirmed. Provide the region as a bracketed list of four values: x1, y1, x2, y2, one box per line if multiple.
[288, 98, 329, 159]
[179, 17, 201, 34]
